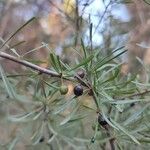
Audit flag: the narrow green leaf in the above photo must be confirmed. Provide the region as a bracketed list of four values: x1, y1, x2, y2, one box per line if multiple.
[116, 141, 124, 150]
[23, 44, 48, 57]
[47, 122, 57, 135]
[94, 50, 127, 72]
[55, 138, 63, 150]
[49, 53, 61, 72]
[24, 58, 46, 64]
[124, 104, 150, 126]
[101, 108, 119, 130]
[60, 60, 71, 70]
[81, 38, 87, 58]
[43, 80, 59, 90]
[60, 104, 80, 125]
[32, 122, 45, 145]
[138, 138, 150, 143]
[56, 55, 62, 72]
[92, 46, 126, 71]
[97, 63, 122, 75]
[8, 137, 18, 150]
[97, 65, 118, 82]
[100, 67, 120, 85]
[33, 111, 43, 120]
[109, 99, 144, 105]
[9, 41, 26, 57]
[95, 46, 125, 69]
[8, 112, 34, 122]
[110, 119, 140, 144]
[74, 137, 90, 143]
[10, 48, 20, 57]
[0, 73, 34, 79]
[10, 40, 26, 48]
[47, 134, 56, 143]
[68, 114, 87, 123]
[0, 65, 15, 98]
[118, 75, 136, 88]
[0, 17, 36, 49]
[70, 55, 94, 71]
[82, 104, 95, 111]
[53, 97, 76, 114]
[50, 53, 57, 70]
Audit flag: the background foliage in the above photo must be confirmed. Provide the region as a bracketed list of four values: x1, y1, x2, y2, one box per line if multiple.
[0, 0, 150, 149]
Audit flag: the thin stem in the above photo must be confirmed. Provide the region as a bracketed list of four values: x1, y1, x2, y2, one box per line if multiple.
[0, 52, 67, 79]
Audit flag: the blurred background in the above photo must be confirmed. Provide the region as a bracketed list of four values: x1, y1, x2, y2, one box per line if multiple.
[1, 0, 150, 75]
[1, 0, 150, 149]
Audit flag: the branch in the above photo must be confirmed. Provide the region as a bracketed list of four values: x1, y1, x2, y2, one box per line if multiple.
[0, 51, 69, 79]
[0, 51, 101, 110]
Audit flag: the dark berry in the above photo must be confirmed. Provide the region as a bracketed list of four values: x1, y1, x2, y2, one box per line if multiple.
[74, 85, 83, 96]
[130, 103, 135, 107]
[60, 85, 68, 95]
[77, 69, 85, 78]
[39, 136, 45, 143]
[98, 115, 108, 126]
[91, 137, 95, 143]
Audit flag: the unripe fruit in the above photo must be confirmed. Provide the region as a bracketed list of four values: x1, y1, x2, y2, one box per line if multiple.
[73, 85, 83, 96]
[60, 85, 68, 95]
[77, 69, 85, 78]
[98, 115, 108, 126]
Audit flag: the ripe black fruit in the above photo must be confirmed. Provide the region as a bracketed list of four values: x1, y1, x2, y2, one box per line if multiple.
[39, 136, 45, 143]
[60, 85, 68, 95]
[130, 102, 135, 107]
[98, 115, 108, 126]
[74, 85, 83, 96]
[77, 69, 85, 78]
